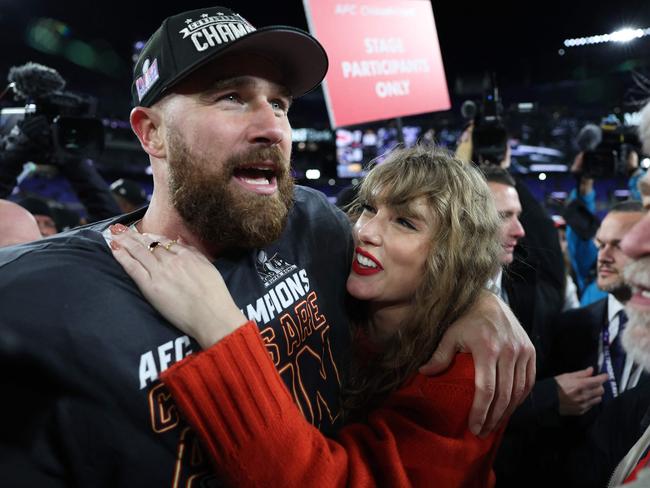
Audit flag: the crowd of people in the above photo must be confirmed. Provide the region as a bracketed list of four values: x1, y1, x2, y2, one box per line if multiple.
[1, 5, 650, 487]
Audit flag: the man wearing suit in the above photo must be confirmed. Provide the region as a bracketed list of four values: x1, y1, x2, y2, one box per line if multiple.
[527, 201, 646, 484]
[501, 201, 645, 486]
[560, 98, 650, 487]
[484, 167, 571, 487]
[550, 201, 646, 412]
[482, 167, 561, 360]
[566, 158, 650, 486]
[486, 170, 644, 486]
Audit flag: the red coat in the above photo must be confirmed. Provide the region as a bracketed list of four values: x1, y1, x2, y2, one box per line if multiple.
[162, 321, 504, 487]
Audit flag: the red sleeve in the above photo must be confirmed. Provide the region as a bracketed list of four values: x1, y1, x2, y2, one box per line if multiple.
[624, 450, 650, 484]
[161, 321, 504, 488]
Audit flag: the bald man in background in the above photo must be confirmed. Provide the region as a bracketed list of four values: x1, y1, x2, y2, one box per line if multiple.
[0, 199, 41, 247]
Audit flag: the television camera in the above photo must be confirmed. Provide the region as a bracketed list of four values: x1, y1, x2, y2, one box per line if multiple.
[0, 62, 104, 165]
[461, 84, 509, 166]
[576, 115, 640, 179]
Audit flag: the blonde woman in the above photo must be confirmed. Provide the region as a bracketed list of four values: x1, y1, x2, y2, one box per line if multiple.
[112, 146, 508, 487]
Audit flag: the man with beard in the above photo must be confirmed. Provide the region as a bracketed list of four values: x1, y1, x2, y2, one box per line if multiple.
[0, 7, 534, 486]
[608, 150, 650, 484]
[494, 201, 646, 487]
[560, 171, 650, 486]
[549, 201, 646, 413]
[551, 102, 650, 487]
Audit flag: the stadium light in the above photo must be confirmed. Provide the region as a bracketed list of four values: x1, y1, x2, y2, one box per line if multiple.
[305, 169, 321, 180]
[564, 26, 650, 48]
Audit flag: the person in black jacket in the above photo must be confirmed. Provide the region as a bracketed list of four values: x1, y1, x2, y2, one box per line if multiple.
[481, 167, 568, 487]
[481, 166, 563, 355]
[0, 7, 535, 486]
[495, 198, 647, 486]
[456, 123, 566, 320]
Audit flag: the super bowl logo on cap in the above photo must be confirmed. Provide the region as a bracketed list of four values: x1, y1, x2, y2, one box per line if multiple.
[135, 58, 160, 101]
[178, 12, 256, 52]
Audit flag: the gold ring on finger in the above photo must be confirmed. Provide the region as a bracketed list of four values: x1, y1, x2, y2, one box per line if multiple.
[162, 239, 177, 251]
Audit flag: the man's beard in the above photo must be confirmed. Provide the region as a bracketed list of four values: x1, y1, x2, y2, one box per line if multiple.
[622, 257, 650, 370]
[601, 280, 633, 302]
[598, 265, 633, 301]
[167, 130, 294, 250]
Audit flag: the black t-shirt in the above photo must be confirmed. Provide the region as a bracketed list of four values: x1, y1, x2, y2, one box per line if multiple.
[0, 186, 353, 487]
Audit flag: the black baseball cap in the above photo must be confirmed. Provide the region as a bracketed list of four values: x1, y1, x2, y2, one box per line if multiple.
[132, 6, 328, 107]
[110, 178, 148, 206]
[18, 196, 54, 219]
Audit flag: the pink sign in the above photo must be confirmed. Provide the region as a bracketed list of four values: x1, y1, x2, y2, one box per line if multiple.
[303, 0, 451, 128]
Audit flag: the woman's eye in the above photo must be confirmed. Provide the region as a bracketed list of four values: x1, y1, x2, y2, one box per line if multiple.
[397, 218, 416, 230]
[361, 203, 376, 214]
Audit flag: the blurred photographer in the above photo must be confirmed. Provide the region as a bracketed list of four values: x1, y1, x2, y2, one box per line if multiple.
[573, 116, 644, 188]
[564, 118, 645, 306]
[0, 62, 120, 225]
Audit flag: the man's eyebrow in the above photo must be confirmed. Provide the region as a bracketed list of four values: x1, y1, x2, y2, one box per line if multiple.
[595, 238, 621, 247]
[202, 77, 292, 99]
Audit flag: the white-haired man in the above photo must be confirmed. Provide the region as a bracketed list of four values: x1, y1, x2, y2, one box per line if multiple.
[606, 167, 650, 484]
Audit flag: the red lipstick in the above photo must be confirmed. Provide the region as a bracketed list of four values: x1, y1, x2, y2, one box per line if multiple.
[352, 247, 383, 276]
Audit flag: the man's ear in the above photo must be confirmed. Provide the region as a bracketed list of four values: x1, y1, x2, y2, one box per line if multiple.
[130, 106, 166, 159]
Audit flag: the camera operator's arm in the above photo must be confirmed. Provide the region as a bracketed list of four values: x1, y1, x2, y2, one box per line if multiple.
[57, 157, 121, 222]
[564, 152, 599, 295]
[455, 122, 474, 164]
[0, 116, 51, 198]
[626, 150, 646, 202]
[570, 152, 596, 204]
[0, 145, 25, 198]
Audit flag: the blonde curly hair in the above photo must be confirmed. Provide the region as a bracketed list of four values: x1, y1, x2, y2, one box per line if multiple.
[344, 144, 501, 414]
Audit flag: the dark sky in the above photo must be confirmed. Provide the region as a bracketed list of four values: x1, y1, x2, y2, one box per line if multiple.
[1, 0, 649, 120]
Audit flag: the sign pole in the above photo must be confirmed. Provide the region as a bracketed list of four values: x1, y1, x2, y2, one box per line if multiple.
[394, 117, 405, 145]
